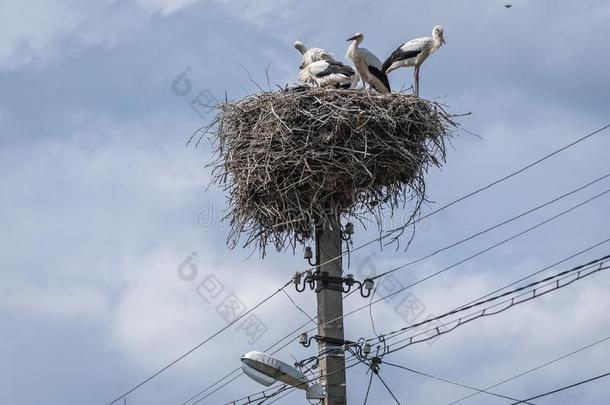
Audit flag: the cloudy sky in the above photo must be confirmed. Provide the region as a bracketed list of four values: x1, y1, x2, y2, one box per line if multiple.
[1, 0, 609, 404]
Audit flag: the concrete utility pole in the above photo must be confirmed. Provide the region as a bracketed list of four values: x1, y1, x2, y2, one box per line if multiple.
[315, 218, 347, 405]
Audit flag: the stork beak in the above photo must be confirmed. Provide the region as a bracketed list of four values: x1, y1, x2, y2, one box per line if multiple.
[299, 62, 305, 69]
[347, 35, 358, 41]
[441, 35, 446, 45]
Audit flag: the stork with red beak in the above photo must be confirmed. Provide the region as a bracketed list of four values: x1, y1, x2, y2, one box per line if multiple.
[382, 25, 446, 97]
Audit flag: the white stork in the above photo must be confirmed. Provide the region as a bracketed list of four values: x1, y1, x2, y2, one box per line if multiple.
[346, 32, 391, 94]
[382, 25, 446, 97]
[294, 41, 335, 67]
[294, 40, 336, 86]
[303, 60, 357, 89]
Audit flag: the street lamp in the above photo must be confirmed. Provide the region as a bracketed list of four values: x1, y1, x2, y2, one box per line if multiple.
[241, 351, 325, 400]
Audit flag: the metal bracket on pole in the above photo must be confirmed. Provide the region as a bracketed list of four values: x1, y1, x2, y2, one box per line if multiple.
[293, 270, 375, 297]
[314, 271, 344, 293]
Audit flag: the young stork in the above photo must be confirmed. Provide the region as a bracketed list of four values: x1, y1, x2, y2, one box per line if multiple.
[304, 60, 357, 89]
[382, 25, 446, 97]
[294, 41, 335, 67]
[346, 32, 391, 94]
[294, 40, 336, 86]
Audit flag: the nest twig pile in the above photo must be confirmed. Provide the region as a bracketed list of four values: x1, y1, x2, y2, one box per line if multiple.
[196, 87, 456, 255]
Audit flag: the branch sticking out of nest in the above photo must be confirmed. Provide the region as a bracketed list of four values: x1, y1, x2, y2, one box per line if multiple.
[196, 87, 457, 256]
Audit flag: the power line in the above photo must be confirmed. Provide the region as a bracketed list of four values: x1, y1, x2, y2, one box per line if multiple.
[373, 240, 610, 346]
[281, 289, 316, 323]
[366, 188, 609, 315]
[221, 384, 284, 405]
[383, 262, 608, 351]
[375, 372, 402, 405]
[182, 319, 314, 404]
[106, 280, 291, 405]
[370, 254, 609, 345]
[371, 173, 610, 281]
[383, 124, 610, 244]
[253, 385, 291, 405]
[309, 189, 610, 342]
[183, 293, 366, 403]
[238, 190, 610, 398]
[455, 239, 610, 311]
[266, 387, 295, 404]
[379, 262, 610, 354]
[369, 238, 610, 334]
[367, 175, 610, 334]
[382, 361, 534, 404]
[448, 335, 610, 404]
[368, 188, 609, 304]
[206, 251, 608, 404]
[183, 369, 242, 405]
[508, 372, 610, 404]
[363, 370, 374, 405]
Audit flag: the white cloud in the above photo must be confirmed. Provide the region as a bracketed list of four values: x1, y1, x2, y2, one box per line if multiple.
[0, 0, 298, 70]
[0, 0, 126, 70]
[0, 280, 110, 322]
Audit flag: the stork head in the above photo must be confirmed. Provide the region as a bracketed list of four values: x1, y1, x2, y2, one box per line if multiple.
[347, 32, 364, 43]
[432, 25, 446, 45]
[294, 40, 307, 54]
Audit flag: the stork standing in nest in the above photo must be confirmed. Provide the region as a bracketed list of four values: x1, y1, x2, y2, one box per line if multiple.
[382, 25, 446, 97]
[346, 32, 391, 94]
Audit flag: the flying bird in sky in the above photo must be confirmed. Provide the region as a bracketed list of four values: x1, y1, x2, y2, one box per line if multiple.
[346, 32, 391, 94]
[382, 25, 446, 97]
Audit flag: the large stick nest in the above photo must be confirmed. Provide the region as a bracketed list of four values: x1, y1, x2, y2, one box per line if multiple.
[198, 87, 456, 255]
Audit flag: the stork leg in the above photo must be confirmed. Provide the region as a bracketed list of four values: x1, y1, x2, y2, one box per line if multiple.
[414, 66, 420, 97]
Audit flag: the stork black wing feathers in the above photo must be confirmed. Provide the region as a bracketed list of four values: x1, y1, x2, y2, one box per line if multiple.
[382, 47, 422, 72]
[368, 65, 391, 93]
[317, 61, 355, 78]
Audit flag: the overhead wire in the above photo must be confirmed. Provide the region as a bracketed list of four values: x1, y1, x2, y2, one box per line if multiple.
[366, 174, 610, 334]
[382, 124, 610, 245]
[282, 289, 316, 323]
[206, 251, 609, 404]
[448, 335, 610, 404]
[368, 262, 610, 354]
[374, 372, 402, 405]
[507, 371, 610, 405]
[362, 369, 374, 405]
[367, 254, 609, 345]
[382, 361, 534, 404]
[106, 280, 292, 405]
[370, 173, 610, 281]
[300, 189, 610, 345]
[349, 335, 532, 404]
